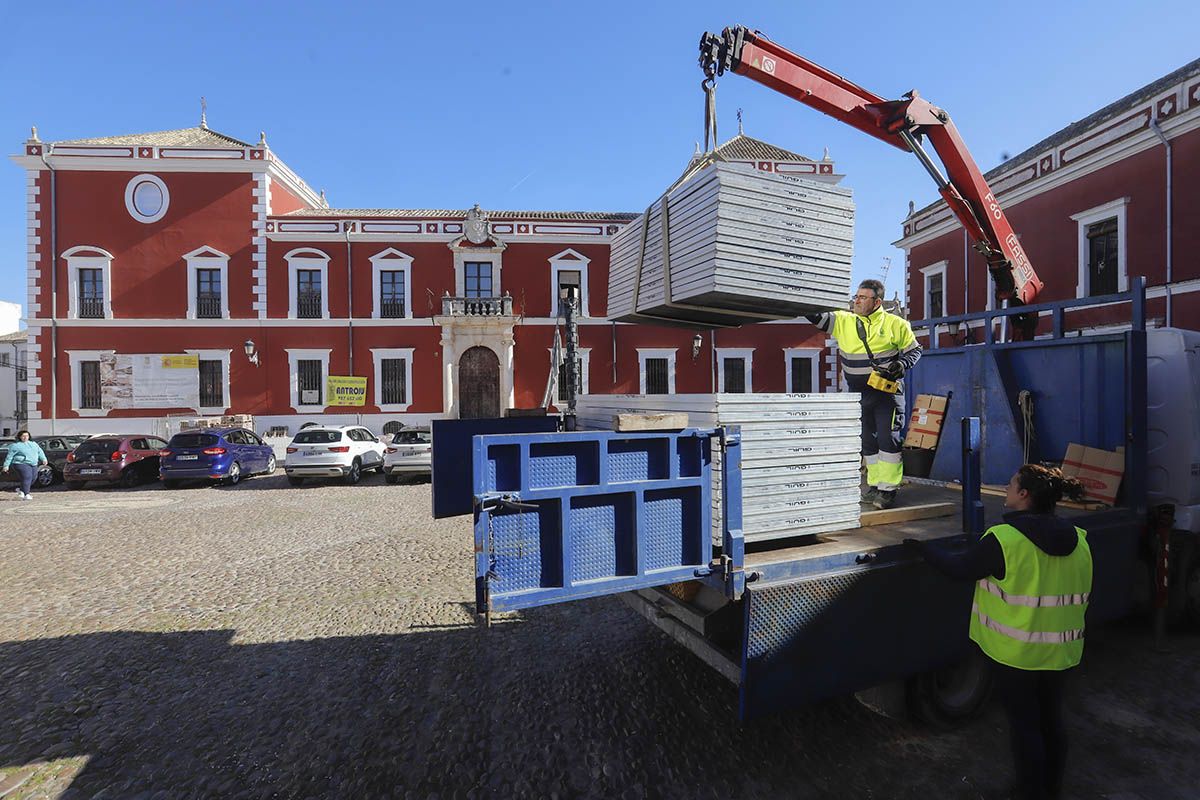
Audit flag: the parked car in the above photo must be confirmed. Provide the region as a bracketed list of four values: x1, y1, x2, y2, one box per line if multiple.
[159, 428, 277, 488]
[0, 442, 51, 489]
[63, 435, 169, 489]
[383, 427, 433, 484]
[284, 425, 385, 485]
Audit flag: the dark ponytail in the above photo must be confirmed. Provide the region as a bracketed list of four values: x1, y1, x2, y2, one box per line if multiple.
[1016, 464, 1085, 513]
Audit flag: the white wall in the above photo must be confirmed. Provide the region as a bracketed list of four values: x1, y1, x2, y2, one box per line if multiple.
[0, 302, 20, 336]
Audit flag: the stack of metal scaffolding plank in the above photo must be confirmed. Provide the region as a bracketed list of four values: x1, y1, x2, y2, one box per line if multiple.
[576, 393, 862, 543]
[608, 161, 855, 328]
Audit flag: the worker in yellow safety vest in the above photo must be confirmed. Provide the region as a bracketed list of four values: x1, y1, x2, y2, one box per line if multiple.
[908, 464, 1092, 800]
[805, 279, 921, 509]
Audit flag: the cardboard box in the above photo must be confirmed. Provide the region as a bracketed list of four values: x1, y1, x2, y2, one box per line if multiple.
[1061, 443, 1124, 505]
[904, 394, 948, 450]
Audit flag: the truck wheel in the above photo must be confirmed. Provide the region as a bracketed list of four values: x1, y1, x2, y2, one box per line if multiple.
[907, 649, 993, 729]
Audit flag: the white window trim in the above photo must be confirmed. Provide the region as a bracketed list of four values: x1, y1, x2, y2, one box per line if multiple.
[716, 347, 755, 393]
[185, 348, 232, 415]
[920, 260, 949, 320]
[370, 248, 414, 319]
[370, 347, 415, 412]
[783, 347, 822, 393]
[65, 349, 113, 417]
[450, 241, 505, 297]
[285, 247, 330, 320]
[124, 174, 170, 224]
[547, 346, 591, 407]
[286, 348, 332, 413]
[1070, 197, 1129, 299]
[184, 247, 230, 320]
[63, 245, 114, 320]
[637, 348, 677, 395]
[549, 248, 591, 317]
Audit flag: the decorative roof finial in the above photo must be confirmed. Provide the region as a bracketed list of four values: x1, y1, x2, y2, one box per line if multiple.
[693, 141, 701, 156]
[30, 126, 40, 142]
[319, 188, 328, 207]
[907, 200, 916, 218]
[259, 131, 267, 147]
[822, 146, 831, 161]
[737, 108, 744, 135]
[200, 96, 208, 129]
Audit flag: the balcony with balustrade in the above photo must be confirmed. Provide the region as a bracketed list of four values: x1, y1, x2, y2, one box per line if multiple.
[440, 293, 514, 317]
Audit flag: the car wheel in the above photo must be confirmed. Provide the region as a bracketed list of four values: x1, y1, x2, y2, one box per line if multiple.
[224, 461, 242, 486]
[66, 481, 86, 490]
[264, 454, 277, 475]
[120, 468, 140, 489]
[344, 459, 362, 485]
[35, 468, 55, 488]
[287, 476, 304, 486]
[385, 473, 399, 485]
[162, 479, 182, 489]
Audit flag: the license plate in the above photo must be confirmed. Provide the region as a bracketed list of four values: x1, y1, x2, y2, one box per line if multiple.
[81, 468, 102, 475]
[178, 455, 198, 461]
[305, 451, 322, 457]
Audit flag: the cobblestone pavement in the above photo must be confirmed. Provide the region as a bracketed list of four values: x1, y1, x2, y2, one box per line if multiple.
[1, 475, 1197, 799]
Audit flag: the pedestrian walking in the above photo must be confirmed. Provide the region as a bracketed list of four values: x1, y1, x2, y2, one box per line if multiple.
[2, 430, 49, 501]
[908, 464, 1092, 800]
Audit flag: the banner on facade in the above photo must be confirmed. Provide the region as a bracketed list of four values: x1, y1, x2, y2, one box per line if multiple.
[326, 375, 368, 407]
[100, 353, 201, 409]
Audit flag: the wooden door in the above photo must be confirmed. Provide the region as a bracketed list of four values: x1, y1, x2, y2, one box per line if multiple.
[458, 346, 501, 419]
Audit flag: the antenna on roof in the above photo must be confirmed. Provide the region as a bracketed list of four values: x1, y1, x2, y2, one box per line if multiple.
[200, 96, 208, 129]
[737, 108, 744, 135]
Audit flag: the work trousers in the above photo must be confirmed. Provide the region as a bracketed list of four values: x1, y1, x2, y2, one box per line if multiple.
[12, 463, 36, 495]
[860, 388, 904, 490]
[993, 662, 1071, 800]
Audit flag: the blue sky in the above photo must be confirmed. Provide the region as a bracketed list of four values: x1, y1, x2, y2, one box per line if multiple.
[3, 1, 1197, 319]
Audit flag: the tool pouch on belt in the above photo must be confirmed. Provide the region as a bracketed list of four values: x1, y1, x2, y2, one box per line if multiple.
[855, 318, 901, 394]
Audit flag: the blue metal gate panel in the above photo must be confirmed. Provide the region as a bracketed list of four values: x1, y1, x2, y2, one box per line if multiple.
[473, 429, 716, 613]
[431, 417, 559, 518]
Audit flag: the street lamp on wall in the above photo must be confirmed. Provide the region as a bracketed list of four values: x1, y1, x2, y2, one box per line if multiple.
[692, 333, 703, 361]
[244, 339, 260, 367]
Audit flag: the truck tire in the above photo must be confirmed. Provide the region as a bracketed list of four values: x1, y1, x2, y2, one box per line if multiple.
[907, 648, 993, 729]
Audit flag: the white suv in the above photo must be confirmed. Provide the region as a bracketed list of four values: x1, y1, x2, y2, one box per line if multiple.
[285, 425, 385, 485]
[383, 427, 433, 484]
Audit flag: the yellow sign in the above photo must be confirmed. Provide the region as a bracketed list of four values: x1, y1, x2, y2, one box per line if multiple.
[326, 375, 368, 407]
[161, 354, 200, 369]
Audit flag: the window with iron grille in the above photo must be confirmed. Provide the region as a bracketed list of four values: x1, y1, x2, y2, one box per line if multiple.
[298, 359, 322, 405]
[80, 361, 102, 409]
[1086, 218, 1119, 297]
[927, 272, 944, 319]
[78, 268, 104, 318]
[196, 269, 222, 319]
[645, 358, 669, 395]
[464, 262, 493, 298]
[296, 270, 323, 319]
[556, 270, 581, 315]
[556, 358, 583, 404]
[790, 357, 814, 393]
[381, 358, 408, 405]
[723, 358, 747, 393]
[199, 360, 223, 408]
[380, 271, 406, 318]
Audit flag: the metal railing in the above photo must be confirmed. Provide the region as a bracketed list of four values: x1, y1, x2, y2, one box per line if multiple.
[380, 299, 407, 318]
[78, 297, 105, 319]
[441, 295, 513, 317]
[296, 292, 323, 319]
[196, 294, 222, 319]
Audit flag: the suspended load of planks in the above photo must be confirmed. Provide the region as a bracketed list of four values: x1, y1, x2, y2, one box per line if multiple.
[575, 393, 862, 543]
[608, 161, 855, 328]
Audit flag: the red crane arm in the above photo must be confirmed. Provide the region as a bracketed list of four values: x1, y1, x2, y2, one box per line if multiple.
[699, 26, 1044, 309]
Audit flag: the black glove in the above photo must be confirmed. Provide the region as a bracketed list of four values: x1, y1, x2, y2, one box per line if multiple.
[803, 313, 824, 325]
[877, 361, 904, 381]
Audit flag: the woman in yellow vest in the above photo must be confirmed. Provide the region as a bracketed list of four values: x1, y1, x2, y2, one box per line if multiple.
[910, 464, 1091, 800]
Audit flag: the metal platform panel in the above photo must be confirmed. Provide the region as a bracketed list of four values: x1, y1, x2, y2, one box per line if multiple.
[432, 416, 560, 518]
[473, 429, 720, 613]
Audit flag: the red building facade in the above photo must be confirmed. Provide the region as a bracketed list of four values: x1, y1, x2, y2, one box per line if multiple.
[14, 127, 842, 436]
[897, 59, 1200, 339]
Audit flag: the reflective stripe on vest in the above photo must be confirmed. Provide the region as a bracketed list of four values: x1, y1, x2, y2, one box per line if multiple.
[968, 523, 1092, 671]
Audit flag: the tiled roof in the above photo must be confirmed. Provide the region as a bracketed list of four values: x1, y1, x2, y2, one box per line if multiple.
[49, 126, 252, 148]
[709, 134, 815, 163]
[281, 208, 640, 221]
[0, 331, 27, 343]
[911, 56, 1200, 219]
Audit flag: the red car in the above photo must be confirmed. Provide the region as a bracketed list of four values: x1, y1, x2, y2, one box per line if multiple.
[63, 435, 170, 489]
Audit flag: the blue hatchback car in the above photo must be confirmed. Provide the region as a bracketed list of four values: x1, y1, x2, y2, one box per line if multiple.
[159, 427, 277, 487]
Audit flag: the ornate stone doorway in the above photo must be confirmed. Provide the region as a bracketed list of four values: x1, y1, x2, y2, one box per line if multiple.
[458, 346, 501, 419]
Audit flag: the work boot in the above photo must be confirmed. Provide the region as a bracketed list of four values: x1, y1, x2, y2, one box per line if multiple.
[860, 486, 879, 504]
[873, 490, 897, 510]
